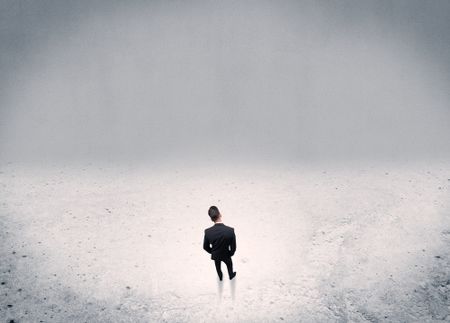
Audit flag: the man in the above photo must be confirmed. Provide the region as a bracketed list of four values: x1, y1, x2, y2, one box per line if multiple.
[203, 206, 237, 281]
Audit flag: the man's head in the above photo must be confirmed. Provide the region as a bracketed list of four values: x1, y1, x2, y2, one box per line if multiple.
[208, 205, 221, 222]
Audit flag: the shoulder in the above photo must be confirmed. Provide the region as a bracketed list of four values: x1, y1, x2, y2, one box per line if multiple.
[225, 225, 234, 231]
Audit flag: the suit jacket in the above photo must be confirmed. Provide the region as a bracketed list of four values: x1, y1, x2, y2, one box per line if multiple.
[203, 223, 236, 260]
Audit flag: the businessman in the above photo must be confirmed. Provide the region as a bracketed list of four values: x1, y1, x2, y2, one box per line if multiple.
[203, 206, 237, 281]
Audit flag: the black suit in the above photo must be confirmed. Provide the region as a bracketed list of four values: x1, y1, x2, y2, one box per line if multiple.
[203, 223, 236, 279]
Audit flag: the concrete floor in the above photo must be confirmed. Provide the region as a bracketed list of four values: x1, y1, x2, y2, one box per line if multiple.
[1, 160, 449, 322]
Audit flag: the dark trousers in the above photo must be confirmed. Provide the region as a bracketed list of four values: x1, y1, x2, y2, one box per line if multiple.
[214, 257, 234, 279]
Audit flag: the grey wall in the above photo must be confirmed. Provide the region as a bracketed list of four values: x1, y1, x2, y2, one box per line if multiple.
[1, 0, 450, 163]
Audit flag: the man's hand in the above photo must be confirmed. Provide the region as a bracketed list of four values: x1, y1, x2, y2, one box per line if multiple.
[230, 229, 236, 256]
[203, 232, 212, 254]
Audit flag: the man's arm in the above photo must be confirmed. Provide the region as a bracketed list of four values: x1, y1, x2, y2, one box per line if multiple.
[203, 231, 212, 254]
[230, 229, 236, 256]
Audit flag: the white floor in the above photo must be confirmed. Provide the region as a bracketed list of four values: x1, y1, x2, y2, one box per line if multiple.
[1, 160, 449, 322]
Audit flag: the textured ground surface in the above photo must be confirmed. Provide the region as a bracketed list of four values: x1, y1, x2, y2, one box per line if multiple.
[1, 160, 449, 322]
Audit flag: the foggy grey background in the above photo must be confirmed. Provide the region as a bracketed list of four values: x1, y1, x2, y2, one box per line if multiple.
[1, 0, 450, 163]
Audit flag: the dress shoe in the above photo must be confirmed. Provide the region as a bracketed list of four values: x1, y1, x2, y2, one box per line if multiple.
[229, 272, 236, 280]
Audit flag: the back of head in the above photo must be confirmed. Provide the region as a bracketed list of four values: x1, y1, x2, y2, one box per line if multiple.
[208, 205, 220, 222]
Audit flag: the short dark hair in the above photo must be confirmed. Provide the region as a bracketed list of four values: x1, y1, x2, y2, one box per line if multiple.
[208, 206, 220, 222]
